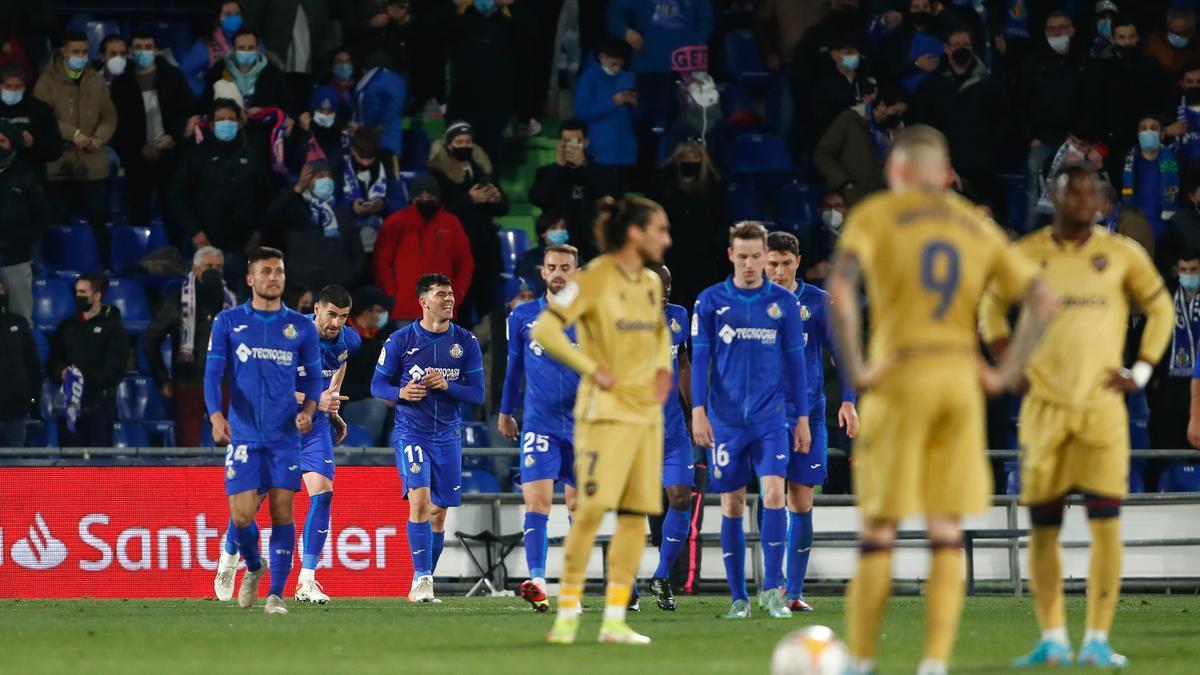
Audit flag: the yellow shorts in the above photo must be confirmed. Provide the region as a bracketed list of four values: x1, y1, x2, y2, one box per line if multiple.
[1018, 395, 1128, 504]
[573, 419, 664, 516]
[853, 360, 990, 521]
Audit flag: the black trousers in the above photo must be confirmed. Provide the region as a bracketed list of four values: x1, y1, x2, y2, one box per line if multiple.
[124, 153, 180, 246]
[58, 399, 116, 448]
[47, 179, 110, 265]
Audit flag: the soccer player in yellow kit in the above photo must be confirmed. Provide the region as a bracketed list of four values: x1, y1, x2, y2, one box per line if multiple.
[981, 164, 1173, 669]
[532, 196, 674, 646]
[827, 126, 1059, 675]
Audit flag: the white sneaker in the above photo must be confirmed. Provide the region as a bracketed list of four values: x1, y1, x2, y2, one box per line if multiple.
[264, 594, 288, 615]
[237, 564, 266, 608]
[295, 578, 330, 604]
[214, 550, 240, 601]
[407, 574, 436, 603]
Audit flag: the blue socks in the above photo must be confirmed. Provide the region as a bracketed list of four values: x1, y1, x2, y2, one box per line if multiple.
[301, 491, 333, 570]
[224, 517, 238, 555]
[267, 523, 295, 597]
[720, 515, 748, 602]
[235, 522, 262, 571]
[431, 531, 445, 573]
[653, 507, 692, 578]
[761, 507, 787, 590]
[524, 511, 549, 579]
[408, 520, 433, 578]
[787, 509, 814, 600]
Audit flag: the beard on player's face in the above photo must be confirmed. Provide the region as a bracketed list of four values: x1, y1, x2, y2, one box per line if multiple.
[546, 275, 568, 294]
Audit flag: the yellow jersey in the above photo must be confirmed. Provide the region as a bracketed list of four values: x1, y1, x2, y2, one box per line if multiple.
[837, 189, 1038, 364]
[531, 255, 672, 425]
[980, 226, 1173, 407]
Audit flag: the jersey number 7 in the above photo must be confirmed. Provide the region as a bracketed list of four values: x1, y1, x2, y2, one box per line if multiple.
[920, 240, 960, 320]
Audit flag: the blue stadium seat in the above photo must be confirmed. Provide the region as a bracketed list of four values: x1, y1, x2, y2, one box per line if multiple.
[43, 225, 102, 277]
[726, 182, 765, 222]
[112, 422, 150, 449]
[39, 379, 59, 423]
[337, 424, 374, 447]
[463, 421, 490, 448]
[136, 336, 172, 377]
[1004, 460, 1020, 496]
[33, 277, 75, 333]
[1128, 465, 1145, 494]
[67, 19, 123, 61]
[763, 82, 787, 135]
[104, 278, 152, 333]
[111, 226, 169, 273]
[32, 329, 49, 364]
[1159, 462, 1200, 492]
[996, 173, 1028, 233]
[136, 20, 193, 60]
[718, 82, 754, 121]
[777, 180, 819, 228]
[730, 133, 795, 185]
[498, 229, 530, 275]
[116, 375, 175, 445]
[721, 30, 772, 88]
[401, 129, 431, 172]
[461, 468, 501, 494]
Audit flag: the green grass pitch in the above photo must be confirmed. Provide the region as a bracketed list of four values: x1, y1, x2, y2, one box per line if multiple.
[1, 595, 1196, 674]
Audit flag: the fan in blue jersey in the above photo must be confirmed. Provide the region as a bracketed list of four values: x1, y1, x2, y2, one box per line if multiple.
[205, 247, 323, 615]
[765, 232, 859, 613]
[372, 273, 485, 603]
[646, 263, 695, 611]
[498, 244, 582, 612]
[691, 222, 811, 620]
[292, 285, 362, 605]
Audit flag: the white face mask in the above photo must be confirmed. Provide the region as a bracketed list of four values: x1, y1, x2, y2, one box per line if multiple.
[1047, 34, 1071, 54]
[106, 55, 127, 76]
[822, 208, 845, 233]
[313, 111, 336, 128]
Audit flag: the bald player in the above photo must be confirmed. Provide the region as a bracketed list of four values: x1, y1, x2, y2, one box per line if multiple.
[828, 125, 1059, 675]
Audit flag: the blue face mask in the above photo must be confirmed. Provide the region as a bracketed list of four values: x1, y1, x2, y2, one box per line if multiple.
[474, 0, 496, 13]
[1139, 129, 1162, 152]
[213, 119, 239, 142]
[67, 55, 89, 72]
[235, 50, 258, 67]
[0, 89, 23, 106]
[546, 229, 570, 245]
[133, 50, 155, 70]
[373, 310, 390, 329]
[1181, 273, 1200, 292]
[312, 176, 335, 201]
[840, 53, 860, 71]
[221, 14, 243, 33]
[332, 63, 354, 81]
[1169, 32, 1190, 49]
[1097, 18, 1112, 39]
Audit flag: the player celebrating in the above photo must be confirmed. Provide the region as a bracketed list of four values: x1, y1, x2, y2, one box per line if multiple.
[981, 164, 1173, 669]
[372, 274, 484, 603]
[205, 247, 323, 615]
[533, 196, 673, 645]
[645, 263, 694, 612]
[294, 286, 361, 604]
[498, 244, 582, 612]
[828, 125, 1057, 675]
[691, 220, 811, 620]
[764, 231, 859, 613]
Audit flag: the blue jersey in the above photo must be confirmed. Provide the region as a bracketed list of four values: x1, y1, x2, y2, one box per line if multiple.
[499, 297, 580, 438]
[372, 321, 485, 444]
[785, 283, 856, 421]
[691, 278, 809, 428]
[204, 303, 322, 444]
[306, 318, 363, 429]
[664, 303, 690, 437]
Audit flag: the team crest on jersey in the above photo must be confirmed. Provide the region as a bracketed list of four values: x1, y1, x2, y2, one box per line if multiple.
[283, 323, 298, 339]
[450, 343, 464, 359]
[767, 303, 782, 319]
[1091, 254, 1109, 272]
[410, 462, 422, 475]
[226, 466, 235, 479]
[799, 305, 811, 321]
[338, 350, 348, 363]
[669, 317, 681, 333]
[584, 480, 597, 496]
[524, 454, 536, 468]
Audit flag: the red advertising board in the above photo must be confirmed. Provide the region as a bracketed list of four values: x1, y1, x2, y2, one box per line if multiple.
[0, 467, 412, 598]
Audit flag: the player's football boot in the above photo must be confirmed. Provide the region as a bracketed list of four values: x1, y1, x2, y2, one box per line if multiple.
[758, 588, 792, 618]
[295, 578, 330, 605]
[598, 619, 651, 645]
[264, 594, 288, 615]
[787, 598, 813, 612]
[546, 614, 580, 645]
[214, 549, 240, 602]
[519, 580, 550, 612]
[237, 564, 266, 608]
[649, 577, 676, 611]
[1012, 639, 1074, 667]
[723, 598, 751, 620]
[407, 574, 436, 603]
[628, 584, 640, 612]
[1076, 640, 1128, 668]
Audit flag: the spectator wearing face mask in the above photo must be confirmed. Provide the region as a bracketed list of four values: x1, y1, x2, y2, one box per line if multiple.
[0, 119, 49, 325]
[0, 278, 40, 448]
[283, 283, 314, 314]
[143, 247, 237, 447]
[1121, 115, 1178, 240]
[515, 211, 569, 297]
[320, 49, 358, 119]
[111, 32, 195, 243]
[340, 285, 396, 445]
[802, 191, 849, 286]
[1146, 7, 1200, 95]
[293, 88, 346, 173]
[574, 39, 638, 191]
[1171, 61, 1200, 163]
[806, 34, 874, 142]
[179, 1, 245, 98]
[372, 173, 474, 323]
[353, 50, 406, 162]
[34, 30, 118, 265]
[1161, 176, 1200, 275]
[1152, 251, 1200, 456]
[878, 0, 943, 91]
[1090, 0, 1119, 57]
[814, 81, 908, 206]
[340, 125, 403, 253]
[790, 0, 871, 94]
[203, 27, 295, 117]
[0, 65, 61, 178]
[96, 35, 128, 87]
[529, 118, 621, 262]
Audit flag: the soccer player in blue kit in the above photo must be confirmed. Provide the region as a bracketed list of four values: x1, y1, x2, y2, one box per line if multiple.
[294, 286, 361, 605]
[497, 244, 581, 612]
[372, 273, 485, 603]
[205, 247, 323, 615]
[691, 222, 810, 620]
[765, 232, 859, 612]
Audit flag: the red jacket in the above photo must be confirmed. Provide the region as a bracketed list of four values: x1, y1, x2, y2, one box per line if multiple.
[372, 205, 475, 320]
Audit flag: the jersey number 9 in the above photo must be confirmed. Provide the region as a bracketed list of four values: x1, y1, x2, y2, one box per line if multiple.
[920, 240, 960, 320]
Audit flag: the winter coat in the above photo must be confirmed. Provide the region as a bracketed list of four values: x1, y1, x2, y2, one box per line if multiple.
[813, 104, 885, 205]
[264, 190, 366, 292]
[372, 204, 475, 321]
[355, 67, 407, 158]
[169, 132, 274, 252]
[241, 0, 336, 77]
[573, 56, 637, 167]
[202, 57, 296, 117]
[0, 158, 50, 266]
[33, 54, 118, 182]
[529, 160, 622, 261]
[143, 285, 224, 387]
[604, 0, 715, 74]
[0, 310, 41, 421]
[0, 94, 63, 176]
[648, 169, 728, 309]
[1086, 46, 1170, 162]
[435, 0, 536, 116]
[909, 57, 1010, 175]
[46, 305, 129, 409]
[1018, 43, 1089, 146]
[110, 57, 195, 166]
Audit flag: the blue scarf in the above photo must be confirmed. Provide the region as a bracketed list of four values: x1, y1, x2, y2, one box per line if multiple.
[1171, 287, 1200, 377]
[1121, 146, 1179, 223]
[864, 103, 893, 159]
[63, 366, 83, 432]
[341, 132, 389, 230]
[302, 189, 339, 239]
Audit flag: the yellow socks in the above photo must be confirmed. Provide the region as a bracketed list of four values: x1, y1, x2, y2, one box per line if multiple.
[846, 544, 893, 662]
[923, 543, 966, 663]
[1086, 516, 1122, 634]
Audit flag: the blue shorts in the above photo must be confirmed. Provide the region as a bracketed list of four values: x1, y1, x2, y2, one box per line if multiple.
[393, 433, 463, 508]
[301, 420, 336, 480]
[787, 419, 828, 487]
[518, 430, 575, 487]
[224, 441, 302, 496]
[663, 429, 695, 489]
[708, 419, 790, 493]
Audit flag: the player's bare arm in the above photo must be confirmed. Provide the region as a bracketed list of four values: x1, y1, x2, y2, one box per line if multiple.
[691, 406, 714, 448]
[793, 417, 812, 454]
[210, 411, 232, 445]
[838, 402, 859, 438]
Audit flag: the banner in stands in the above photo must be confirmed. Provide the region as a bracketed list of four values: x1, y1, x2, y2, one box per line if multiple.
[0, 467, 412, 598]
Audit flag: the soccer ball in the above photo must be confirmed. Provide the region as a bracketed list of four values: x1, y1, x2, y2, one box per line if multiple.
[770, 625, 850, 675]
